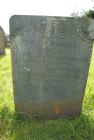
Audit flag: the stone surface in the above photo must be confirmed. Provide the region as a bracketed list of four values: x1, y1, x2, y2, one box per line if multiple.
[0, 26, 6, 55]
[89, 19, 94, 40]
[10, 15, 93, 118]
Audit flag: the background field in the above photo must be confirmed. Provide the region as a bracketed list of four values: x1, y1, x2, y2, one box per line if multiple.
[0, 48, 94, 140]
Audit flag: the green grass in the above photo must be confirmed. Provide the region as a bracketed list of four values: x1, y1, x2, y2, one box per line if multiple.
[0, 48, 94, 140]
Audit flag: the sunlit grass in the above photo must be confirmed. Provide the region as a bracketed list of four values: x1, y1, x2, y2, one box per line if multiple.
[0, 48, 94, 140]
[0, 49, 14, 112]
[83, 46, 94, 114]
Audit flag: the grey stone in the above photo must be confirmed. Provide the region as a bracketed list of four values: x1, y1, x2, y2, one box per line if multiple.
[89, 19, 94, 40]
[0, 26, 6, 55]
[10, 15, 93, 119]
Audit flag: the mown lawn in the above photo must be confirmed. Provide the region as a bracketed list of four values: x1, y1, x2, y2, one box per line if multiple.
[0, 48, 94, 140]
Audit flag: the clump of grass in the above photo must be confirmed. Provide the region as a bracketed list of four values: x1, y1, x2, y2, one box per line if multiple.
[0, 48, 94, 140]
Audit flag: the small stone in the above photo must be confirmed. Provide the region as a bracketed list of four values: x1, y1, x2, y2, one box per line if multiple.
[0, 26, 6, 55]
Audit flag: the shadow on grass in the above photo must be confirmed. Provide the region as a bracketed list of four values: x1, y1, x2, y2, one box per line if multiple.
[0, 53, 6, 59]
[0, 107, 94, 140]
[12, 114, 94, 140]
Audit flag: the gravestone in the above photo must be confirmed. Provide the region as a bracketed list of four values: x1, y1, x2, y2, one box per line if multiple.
[0, 26, 6, 55]
[10, 15, 94, 119]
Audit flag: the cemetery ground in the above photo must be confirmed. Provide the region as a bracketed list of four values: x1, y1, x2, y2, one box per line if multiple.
[0, 48, 94, 140]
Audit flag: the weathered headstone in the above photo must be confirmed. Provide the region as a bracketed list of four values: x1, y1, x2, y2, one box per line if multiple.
[0, 26, 6, 55]
[10, 15, 94, 119]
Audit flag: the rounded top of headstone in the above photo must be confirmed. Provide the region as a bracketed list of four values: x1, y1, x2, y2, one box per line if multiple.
[0, 26, 6, 38]
[0, 26, 6, 55]
[0, 26, 4, 33]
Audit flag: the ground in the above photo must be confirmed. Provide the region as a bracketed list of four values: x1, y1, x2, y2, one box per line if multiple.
[0, 48, 94, 140]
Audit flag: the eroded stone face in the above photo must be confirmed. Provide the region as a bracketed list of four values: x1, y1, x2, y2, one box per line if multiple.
[0, 26, 6, 55]
[10, 16, 93, 118]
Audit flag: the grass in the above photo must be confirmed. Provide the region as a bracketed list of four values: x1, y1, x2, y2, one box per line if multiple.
[0, 48, 94, 140]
